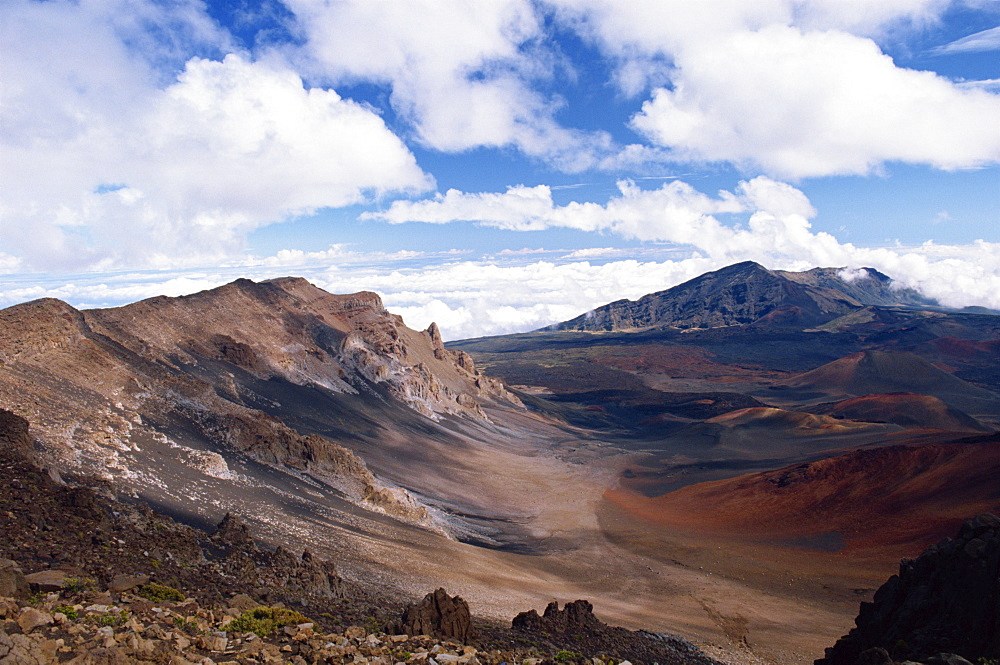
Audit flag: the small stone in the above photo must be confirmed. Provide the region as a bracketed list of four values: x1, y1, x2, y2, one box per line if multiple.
[198, 634, 228, 652]
[17, 606, 53, 633]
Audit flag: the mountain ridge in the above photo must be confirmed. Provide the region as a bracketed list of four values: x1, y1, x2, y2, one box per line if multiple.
[550, 261, 940, 333]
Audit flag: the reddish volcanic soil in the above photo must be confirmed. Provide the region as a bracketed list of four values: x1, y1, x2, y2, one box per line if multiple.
[606, 434, 1000, 561]
[816, 393, 990, 432]
[930, 336, 1000, 359]
[786, 350, 997, 404]
[589, 344, 783, 385]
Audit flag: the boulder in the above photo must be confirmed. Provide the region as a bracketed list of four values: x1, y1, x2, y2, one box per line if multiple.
[926, 656, 974, 665]
[107, 573, 149, 594]
[856, 647, 893, 665]
[24, 569, 68, 593]
[388, 588, 472, 643]
[17, 607, 52, 633]
[0, 559, 29, 599]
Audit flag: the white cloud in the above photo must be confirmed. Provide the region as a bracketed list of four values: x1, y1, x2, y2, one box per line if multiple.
[0, 1, 430, 272]
[280, 0, 618, 170]
[361, 176, 1000, 334]
[551, 0, 1000, 178]
[934, 25, 1000, 54]
[628, 25, 1000, 178]
[5, 236, 1000, 341]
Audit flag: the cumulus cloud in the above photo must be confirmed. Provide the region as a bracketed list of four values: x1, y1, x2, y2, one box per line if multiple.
[551, 0, 1000, 178]
[629, 26, 1000, 178]
[280, 0, 619, 170]
[361, 176, 1000, 334]
[0, 1, 430, 272]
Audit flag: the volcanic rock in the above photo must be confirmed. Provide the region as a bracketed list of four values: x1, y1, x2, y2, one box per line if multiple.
[0, 409, 33, 455]
[0, 559, 29, 599]
[24, 569, 69, 593]
[815, 513, 1000, 664]
[388, 588, 472, 642]
[107, 573, 149, 594]
[210, 512, 254, 549]
[269, 546, 342, 599]
[609, 437, 1000, 557]
[512, 600, 601, 634]
[810, 393, 990, 432]
[16, 606, 52, 633]
[0, 277, 535, 555]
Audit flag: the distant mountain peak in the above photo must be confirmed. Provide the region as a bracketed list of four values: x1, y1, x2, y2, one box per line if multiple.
[551, 261, 936, 333]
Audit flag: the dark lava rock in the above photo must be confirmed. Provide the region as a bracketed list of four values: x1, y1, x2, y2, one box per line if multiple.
[816, 513, 1000, 665]
[0, 409, 33, 454]
[210, 512, 255, 549]
[268, 546, 342, 599]
[855, 647, 892, 665]
[388, 588, 472, 643]
[510, 600, 722, 665]
[512, 600, 601, 633]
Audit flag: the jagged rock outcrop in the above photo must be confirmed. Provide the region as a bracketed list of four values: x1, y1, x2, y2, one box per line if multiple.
[816, 513, 1000, 665]
[511, 600, 722, 665]
[210, 512, 255, 549]
[387, 588, 472, 643]
[512, 599, 601, 634]
[271, 546, 343, 599]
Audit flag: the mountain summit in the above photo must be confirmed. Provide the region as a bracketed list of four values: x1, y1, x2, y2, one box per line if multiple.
[552, 261, 934, 332]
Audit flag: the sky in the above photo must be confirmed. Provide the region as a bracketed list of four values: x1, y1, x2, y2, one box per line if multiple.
[1, 0, 999, 340]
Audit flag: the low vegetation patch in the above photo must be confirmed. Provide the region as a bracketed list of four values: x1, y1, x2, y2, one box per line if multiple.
[227, 606, 310, 637]
[136, 582, 185, 602]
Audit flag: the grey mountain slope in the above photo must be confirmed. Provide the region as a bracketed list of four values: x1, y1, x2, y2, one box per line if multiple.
[551, 261, 937, 332]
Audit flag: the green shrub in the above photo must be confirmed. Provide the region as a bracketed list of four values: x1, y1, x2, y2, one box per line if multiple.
[89, 610, 129, 627]
[63, 577, 96, 594]
[172, 616, 199, 634]
[136, 582, 185, 602]
[227, 606, 311, 637]
[554, 650, 583, 663]
[54, 605, 78, 620]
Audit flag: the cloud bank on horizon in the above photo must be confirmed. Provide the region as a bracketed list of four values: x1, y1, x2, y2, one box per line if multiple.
[1, 0, 999, 338]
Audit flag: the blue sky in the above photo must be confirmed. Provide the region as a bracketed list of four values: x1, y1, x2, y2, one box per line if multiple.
[1, 0, 999, 339]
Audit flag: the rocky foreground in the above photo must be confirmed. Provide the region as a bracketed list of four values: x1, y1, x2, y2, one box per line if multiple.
[0, 409, 720, 665]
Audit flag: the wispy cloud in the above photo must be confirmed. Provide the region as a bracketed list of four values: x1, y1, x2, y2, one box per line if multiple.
[933, 26, 1000, 54]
